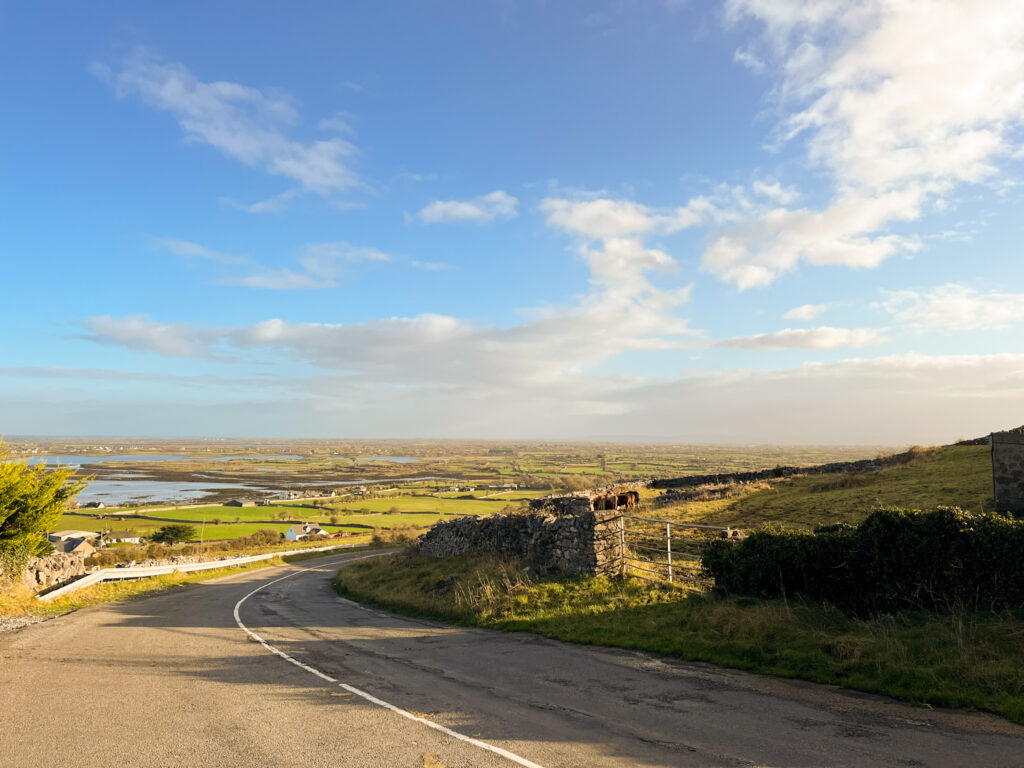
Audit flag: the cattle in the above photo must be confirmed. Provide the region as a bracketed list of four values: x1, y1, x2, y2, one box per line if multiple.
[591, 491, 639, 511]
[616, 492, 639, 509]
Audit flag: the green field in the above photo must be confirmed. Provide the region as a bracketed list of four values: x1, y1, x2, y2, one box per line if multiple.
[53, 516, 373, 541]
[66, 493, 533, 529]
[55, 491, 534, 541]
[658, 445, 993, 529]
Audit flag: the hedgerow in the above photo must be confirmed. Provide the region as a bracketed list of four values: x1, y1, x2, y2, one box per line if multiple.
[702, 507, 1024, 613]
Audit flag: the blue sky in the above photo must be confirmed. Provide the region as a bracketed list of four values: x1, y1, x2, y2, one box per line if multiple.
[2, 0, 1023, 443]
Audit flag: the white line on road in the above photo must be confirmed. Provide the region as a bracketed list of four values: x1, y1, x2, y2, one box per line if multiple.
[233, 555, 548, 768]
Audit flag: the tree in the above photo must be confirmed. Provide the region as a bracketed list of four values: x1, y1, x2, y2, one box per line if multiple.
[0, 443, 86, 579]
[151, 524, 197, 545]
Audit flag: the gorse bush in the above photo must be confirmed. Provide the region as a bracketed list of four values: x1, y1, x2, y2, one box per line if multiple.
[0, 443, 85, 581]
[702, 507, 1024, 613]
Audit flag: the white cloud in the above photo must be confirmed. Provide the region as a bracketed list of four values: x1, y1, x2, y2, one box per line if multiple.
[882, 284, 1024, 331]
[540, 196, 716, 239]
[318, 111, 355, 135]
[703, 0, 1024, 287]
[79, 316, 224, 358]
[81, 221, 697, 387]
[751, 180, 797, 205]
[220, 189, 302, 214]
[44, 343, 1024, 443]
[228, 269, 327, 291]
[225, 241, 393, 290]
[99, 48, 359, 194]
[716, 326, 885, 350]
[783, 303, 827, 321]
[541, 198, 659, 238]
[411, 260, 453, 271]
[151, 237, 247, 265]
[416, 190, 518, 224]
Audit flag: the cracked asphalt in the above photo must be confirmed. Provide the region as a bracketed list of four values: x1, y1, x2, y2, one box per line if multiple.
[2, 551, 1023, 767]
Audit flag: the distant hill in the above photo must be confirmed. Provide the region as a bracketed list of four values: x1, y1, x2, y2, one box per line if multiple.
[663, 444, 993, 529]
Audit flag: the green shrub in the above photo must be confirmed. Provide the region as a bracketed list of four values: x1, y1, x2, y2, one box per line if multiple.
[703, 507, 1024, 613]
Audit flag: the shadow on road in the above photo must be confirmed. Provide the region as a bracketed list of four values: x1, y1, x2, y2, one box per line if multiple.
[87, 554, 1024, 768]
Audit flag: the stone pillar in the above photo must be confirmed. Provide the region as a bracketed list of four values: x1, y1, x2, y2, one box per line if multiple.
[992, 430, 1024, 516]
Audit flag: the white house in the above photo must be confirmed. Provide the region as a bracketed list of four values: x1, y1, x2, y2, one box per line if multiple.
[105, 531, 142, 544]
[285, 523, 330, 541]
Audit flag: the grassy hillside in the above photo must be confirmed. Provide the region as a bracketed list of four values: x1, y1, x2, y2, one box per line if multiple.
[659, 445, 994, 529]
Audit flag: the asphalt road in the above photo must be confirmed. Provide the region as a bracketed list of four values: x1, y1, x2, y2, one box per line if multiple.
[2, 551, 1024, 767]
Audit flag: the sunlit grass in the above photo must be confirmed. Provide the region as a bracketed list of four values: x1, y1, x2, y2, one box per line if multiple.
[657, 445, 994, 530]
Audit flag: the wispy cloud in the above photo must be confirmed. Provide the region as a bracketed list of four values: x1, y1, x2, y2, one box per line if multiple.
[783, 303, 827, 321]
[151, 237, 248, 265]
[224, 241, 393, 290]
[79, 211, 698, 387]
[411, 260, 453, 271]
[95, 48, 360, 195]
[882, 284, 1024, 331]
[415, 190, 518, 224]
[219, 189, 302, 215]
[78, 316, 226, 358]
[716, 326, 886, 350]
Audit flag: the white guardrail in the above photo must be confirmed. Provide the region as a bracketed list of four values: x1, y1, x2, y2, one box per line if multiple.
[37, 542, 366, 602]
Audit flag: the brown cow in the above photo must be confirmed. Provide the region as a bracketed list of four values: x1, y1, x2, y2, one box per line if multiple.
[615, 491, 639, 509]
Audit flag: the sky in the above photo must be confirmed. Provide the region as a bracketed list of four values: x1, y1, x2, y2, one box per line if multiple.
[1, 0, 1023, 444]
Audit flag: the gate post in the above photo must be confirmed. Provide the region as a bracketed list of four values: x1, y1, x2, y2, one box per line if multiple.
[619, 515, 626, 577]
[666, 522, 673, 583]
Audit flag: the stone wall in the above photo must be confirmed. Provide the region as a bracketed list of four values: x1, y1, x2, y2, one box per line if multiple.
[20, 552, 90, 591]
[18, 552, 244, 594]
[992, 429, 1024, 516]
[649, 454, 914, 490]
[415, 503, 623, 577]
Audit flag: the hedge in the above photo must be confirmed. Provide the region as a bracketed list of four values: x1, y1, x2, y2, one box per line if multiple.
[701, 508, 1024, 613]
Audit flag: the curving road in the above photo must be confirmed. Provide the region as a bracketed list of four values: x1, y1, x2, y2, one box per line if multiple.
[2, 551, 1023, 767]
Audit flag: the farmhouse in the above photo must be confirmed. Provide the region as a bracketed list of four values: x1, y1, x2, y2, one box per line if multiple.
[285, 523, 329, 541]
[224, 499, 256, 507]
[105, 531, 142, 544]
[61, 539, 96, 557]
[47, 531, 99, 556]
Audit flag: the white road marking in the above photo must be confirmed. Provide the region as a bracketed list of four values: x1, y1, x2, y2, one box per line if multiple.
[233, 555, 548, 768]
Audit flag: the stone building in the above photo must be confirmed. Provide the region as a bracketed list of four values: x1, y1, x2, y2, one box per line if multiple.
[992, 427, 1024, 516]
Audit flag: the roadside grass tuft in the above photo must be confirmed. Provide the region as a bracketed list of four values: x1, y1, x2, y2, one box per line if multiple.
[335, 552, 1024, 725]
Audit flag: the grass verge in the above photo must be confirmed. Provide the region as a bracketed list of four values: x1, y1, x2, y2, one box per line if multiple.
[334, 551, 1024, 725]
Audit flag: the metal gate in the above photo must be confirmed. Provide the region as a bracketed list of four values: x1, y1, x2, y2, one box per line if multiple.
[611, 514, 728, 586]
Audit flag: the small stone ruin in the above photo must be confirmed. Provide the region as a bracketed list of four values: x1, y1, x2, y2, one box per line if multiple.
[415, 493, 629, 576]
[992, 427, 1024, 516]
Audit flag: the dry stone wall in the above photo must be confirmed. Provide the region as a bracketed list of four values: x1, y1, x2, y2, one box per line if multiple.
[415, 499, 623, 577]
[20, 552, 90, 591]
[992, 429, 1024, 516]
[19, 552, 246, 593]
